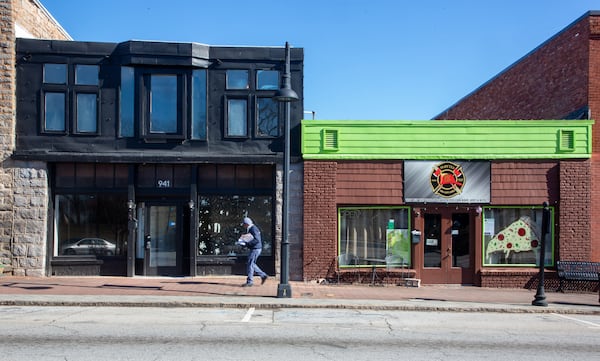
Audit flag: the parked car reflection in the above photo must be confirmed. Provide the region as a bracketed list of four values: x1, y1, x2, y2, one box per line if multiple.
[61, 238, 116, 256]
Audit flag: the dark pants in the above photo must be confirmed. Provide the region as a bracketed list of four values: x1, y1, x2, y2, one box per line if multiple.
[246, 248, 267, 285]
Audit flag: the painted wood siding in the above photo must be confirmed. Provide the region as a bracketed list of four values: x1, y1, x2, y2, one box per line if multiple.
[302, 120, 593, 160]
[336, 162, 403, 204]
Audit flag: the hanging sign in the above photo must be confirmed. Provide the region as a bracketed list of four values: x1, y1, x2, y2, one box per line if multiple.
[404, 161, 490, 203]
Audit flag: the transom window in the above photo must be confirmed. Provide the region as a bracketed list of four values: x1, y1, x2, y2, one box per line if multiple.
[75, 65, 99, 86]
[226, 70, 249, 89]
[256, 70, 279, 90]
[43, 63, 67, 84]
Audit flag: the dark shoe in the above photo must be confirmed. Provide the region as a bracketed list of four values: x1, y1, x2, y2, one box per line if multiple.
[261, 275, 268, 285]
[242, 283, 253, 287]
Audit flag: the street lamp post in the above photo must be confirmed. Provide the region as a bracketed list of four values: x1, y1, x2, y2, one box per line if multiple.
[532, 202, 550, 307]
[274, 41, 299, 298]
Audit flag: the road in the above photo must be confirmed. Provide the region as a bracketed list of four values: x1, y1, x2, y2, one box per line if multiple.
[0, 306, 599, 360]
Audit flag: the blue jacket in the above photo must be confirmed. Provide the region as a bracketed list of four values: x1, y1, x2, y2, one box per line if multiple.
[244, 224, 262, 250]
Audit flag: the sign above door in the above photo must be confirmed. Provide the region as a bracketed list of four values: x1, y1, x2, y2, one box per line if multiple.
[404, 161, 490, 203]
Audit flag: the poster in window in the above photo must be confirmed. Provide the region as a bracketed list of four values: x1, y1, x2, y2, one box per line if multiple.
[386, 229, 410, 266]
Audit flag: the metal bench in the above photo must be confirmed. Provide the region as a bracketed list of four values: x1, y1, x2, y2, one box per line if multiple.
[556, 260, 600, 292]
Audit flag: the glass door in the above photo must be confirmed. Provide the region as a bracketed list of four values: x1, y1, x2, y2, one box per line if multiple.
[144, 204, 184, 276]
[420, 208, 474, 284]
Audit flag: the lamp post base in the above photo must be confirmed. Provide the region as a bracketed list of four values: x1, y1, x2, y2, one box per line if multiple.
[277, 283, 292, 298]
[532, 290, 548, 307]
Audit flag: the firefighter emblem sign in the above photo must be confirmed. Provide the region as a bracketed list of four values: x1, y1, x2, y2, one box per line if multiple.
[430, 162, 465, 198]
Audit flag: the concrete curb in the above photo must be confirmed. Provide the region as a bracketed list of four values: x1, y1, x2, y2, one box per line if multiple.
[1, 295, 598, 315]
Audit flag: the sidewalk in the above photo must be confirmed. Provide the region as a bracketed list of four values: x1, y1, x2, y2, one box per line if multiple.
[0, 276, 598, 314]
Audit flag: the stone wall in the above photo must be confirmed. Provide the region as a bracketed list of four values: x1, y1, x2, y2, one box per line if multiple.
[12, 0, 70, 40]
[1, 160, 48, 276]
[0, 0, 69, 275]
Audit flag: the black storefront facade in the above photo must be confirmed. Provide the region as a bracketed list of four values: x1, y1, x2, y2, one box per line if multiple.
[14, 38, 303, 277]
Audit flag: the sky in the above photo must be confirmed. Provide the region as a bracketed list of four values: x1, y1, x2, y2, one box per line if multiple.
[41, 0, 600, 120]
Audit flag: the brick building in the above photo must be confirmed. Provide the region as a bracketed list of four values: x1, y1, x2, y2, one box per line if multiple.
[301, 11, 599, 289]
[301, 120, 592, 288]
[0, 0, 70, 276]
[436, 11, 600, 264]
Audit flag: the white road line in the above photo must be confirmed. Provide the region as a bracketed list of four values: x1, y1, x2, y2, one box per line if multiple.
[551, 313, 600, 328]
[241, 307, 255, 322]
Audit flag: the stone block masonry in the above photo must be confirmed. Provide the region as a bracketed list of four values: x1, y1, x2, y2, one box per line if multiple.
[0, 161, 48, 276]
[0, 1, 70, 275]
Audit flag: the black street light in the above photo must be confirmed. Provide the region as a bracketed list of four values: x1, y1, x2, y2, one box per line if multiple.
[532, 202, 550, 307]
[274, 42, 299, 298]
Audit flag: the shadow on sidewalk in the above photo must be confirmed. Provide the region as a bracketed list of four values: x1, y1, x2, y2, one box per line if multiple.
[1, 278, 277, 298]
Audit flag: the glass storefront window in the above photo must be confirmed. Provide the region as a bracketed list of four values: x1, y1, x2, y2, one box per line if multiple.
[483, 207, 554, 266]
[197, 195, 273, 257]
[338, 207, 411, 267]
[55, 194, 128, 257]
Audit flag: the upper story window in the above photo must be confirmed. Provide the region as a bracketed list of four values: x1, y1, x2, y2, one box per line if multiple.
[191, 69, 207, 140]
[44, 92, 66, 132]
[119, 67, 207, 141]
[74, 65, 99, 134]
[225, 69, 281, 139]
[256, 97, 279, 137]
[256, 70, 278, 90]
[226, 70, 249, 90]
[43, 64, 67, 84]
[149, 74, 178, 134]
[75, 65, 99, 85]
[42, 63, 99, 135]
[119, 67, 135, 137]
[226, 97, 248, 137]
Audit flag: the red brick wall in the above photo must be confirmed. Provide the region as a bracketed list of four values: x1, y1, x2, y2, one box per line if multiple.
[303, 161, 338, 280]
[437, 16, 589, 120]
[480, 269, 559, 289]
[559, 160, 592, 260]
[436, 13, 600, 263]
[589, 16, 600, 262]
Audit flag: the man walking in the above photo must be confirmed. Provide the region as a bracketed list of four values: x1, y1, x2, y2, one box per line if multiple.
[237, 217, 268, 287]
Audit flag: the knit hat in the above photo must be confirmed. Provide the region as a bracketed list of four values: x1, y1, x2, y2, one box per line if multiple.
[243, 217, 253, 225]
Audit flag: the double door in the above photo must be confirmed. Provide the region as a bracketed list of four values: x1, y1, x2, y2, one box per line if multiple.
[418, 208, 475, 284]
